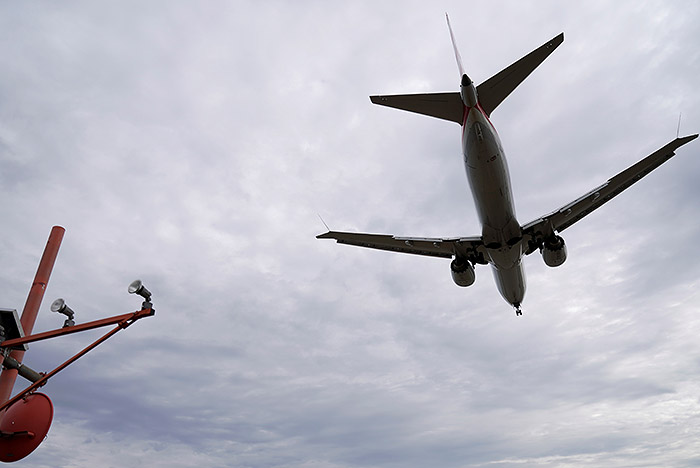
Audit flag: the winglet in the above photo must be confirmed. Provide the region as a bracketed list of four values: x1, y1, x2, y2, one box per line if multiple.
[317, 214, 330, 231]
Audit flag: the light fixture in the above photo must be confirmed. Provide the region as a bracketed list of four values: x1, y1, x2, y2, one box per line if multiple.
[50, 298, 74, 318]
[50, 298, 75, 327]
[128, 280, 152, 301]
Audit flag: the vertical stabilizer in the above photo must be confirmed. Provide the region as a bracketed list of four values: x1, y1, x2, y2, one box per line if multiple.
[446, 13, 464, 77]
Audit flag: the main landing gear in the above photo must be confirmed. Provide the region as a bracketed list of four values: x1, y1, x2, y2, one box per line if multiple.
[514, 303, 523, 316]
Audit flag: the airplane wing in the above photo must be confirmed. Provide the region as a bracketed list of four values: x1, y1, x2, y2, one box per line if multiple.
[317, 231, 487, 264]
[522, 134, 698, 250]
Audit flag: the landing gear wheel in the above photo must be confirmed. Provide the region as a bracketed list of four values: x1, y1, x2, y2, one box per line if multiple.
[514, 304, 523, 316]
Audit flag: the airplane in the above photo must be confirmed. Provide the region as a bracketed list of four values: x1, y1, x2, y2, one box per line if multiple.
[317, 15, 698, 316]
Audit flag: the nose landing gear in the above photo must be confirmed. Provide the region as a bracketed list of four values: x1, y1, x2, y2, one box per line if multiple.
[514, 303, 523, 316]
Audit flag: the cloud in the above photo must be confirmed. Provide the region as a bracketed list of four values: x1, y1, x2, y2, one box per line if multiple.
[0, 1, 699, 467]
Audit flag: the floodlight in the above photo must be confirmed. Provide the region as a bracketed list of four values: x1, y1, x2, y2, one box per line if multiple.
[128, 280, 151, 301]
[51, 298, 76, 327]
[50, 298, 74, 319]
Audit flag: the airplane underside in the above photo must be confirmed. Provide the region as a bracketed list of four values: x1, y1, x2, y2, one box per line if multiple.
[492, 263, 526, 314]
[463, 105, 527, 312]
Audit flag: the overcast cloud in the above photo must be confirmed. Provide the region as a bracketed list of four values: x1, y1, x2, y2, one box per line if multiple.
[1, 1, 699, 467]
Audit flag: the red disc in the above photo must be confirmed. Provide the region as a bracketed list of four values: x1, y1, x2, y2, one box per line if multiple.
[0, 393, 53, 462]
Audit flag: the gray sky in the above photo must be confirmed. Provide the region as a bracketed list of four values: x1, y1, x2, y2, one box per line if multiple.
[1, 1, 699, 467]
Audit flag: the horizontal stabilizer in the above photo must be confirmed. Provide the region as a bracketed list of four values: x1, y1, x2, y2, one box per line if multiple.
[370, 92, 464, 124]
[477, 33, 564, 117]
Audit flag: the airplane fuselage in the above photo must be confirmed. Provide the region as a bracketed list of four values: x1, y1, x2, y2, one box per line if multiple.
[461, 78, 526, 308]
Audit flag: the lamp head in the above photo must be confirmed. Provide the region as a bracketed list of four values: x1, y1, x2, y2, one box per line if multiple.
[128, 280, 152, 301]
[50, 298, 75, 319]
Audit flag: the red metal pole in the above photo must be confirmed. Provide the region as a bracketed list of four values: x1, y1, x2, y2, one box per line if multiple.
[0, 226, 65, 405]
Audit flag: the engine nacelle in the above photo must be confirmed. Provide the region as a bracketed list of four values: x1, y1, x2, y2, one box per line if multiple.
[541, 235, 567, 267]
[450, 257, 476, 287]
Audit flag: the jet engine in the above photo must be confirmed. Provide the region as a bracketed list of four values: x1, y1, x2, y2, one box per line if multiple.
[450, 257, 476, 287]
[541, 235, 567, 267]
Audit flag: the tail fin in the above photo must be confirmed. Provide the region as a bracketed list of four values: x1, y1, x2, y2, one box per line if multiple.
[477, 33, 564, 117]
[446, 13, 464, 78]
